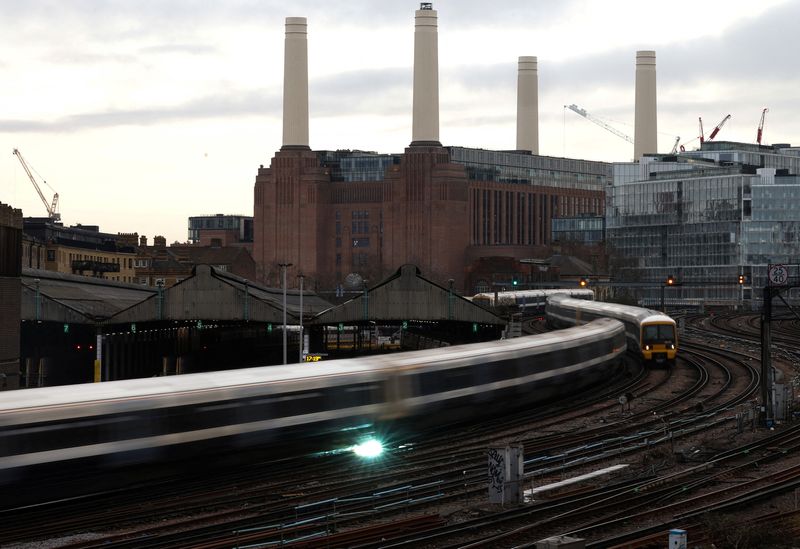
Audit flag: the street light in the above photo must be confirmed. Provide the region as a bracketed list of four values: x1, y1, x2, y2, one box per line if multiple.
[278, 263, 293, 365]
[298, 273, 304, 363]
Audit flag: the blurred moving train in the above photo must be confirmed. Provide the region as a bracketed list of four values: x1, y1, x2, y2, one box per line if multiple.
[0, 318, 626, 483]
[470, 288, 595, 314]
[546, 295, 678, 366]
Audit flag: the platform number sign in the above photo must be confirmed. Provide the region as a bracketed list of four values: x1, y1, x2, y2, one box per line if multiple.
[768, 264, 789, 286]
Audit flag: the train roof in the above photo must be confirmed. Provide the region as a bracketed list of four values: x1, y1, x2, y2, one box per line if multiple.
[547, 295, 676, 325]
[472, 288, 594, 304]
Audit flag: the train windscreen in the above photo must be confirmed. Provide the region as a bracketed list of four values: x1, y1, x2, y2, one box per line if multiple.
[642, 324, 675, 345]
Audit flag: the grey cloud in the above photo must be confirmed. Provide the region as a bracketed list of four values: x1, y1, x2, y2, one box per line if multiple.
[46, 51, 138, 65]
[0, 90, 281, 133]
[139, 44, 219, 56]
[3, 0, 577, 42]
[309, 67, 411, 117]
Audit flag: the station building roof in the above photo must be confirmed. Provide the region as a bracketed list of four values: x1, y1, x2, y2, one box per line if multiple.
[20, 264, 500, 327]
[311, 264, 504, 326]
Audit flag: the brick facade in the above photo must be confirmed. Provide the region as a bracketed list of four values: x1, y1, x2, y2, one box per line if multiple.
[0, 203, 22, 390]
[253, 147, 604, 294]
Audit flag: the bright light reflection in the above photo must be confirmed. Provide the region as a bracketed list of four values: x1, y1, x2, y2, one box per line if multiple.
[352, 438, 384, 459]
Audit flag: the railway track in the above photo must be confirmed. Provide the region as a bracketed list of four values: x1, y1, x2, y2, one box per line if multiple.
[5, 314, 799, 548]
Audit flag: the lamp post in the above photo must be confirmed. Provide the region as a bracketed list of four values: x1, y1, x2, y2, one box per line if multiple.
[448, 278, 455, 320]
[298, 273, 304, 363]
[278, 263, 292, 364]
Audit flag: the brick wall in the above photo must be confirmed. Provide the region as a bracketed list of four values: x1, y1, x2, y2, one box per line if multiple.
[0, 203, 22, 389]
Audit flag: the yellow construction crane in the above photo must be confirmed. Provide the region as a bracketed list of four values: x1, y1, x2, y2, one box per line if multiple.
[12, 148, 60, 222]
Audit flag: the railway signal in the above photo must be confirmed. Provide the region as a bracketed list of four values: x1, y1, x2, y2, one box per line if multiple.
[738, 274, 746, 285]
[579, 278, 588, 288]
[666, 274, 675, 286]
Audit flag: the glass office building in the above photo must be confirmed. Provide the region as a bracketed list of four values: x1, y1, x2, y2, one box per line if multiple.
[607, 142, 800, 308]
[552, 216, 605, 243]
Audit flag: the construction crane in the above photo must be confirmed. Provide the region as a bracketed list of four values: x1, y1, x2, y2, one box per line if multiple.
[756, 108, 768, 145]
[670, 136, 681, 154]
[565, 104, 633, 144]
[707, 114, 731, 141]
[12, 148, 61, 222]
[698, 117, 705, 144]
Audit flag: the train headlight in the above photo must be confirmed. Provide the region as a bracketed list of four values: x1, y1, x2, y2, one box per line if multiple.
[352, 438, 384, 459]
[644, 344, 651, 351]
[669, 343, 675, 350]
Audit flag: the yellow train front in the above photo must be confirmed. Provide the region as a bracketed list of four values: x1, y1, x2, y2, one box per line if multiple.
[639, 315, 678, 366]
[546, 295, 678, 367]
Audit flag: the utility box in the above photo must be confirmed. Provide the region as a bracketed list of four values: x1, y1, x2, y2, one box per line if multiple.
[535, 535, 585, 548]
[488, 445, 523, 504]
[669, 528, 687, 548]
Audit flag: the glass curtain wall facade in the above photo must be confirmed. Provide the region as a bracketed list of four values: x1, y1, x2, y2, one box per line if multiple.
[608, 143, 800, 308]
[448, 147, 610, 191]
[188, 215, 253, 243]
[318, 151, 401, 182]
[552, 216, 605, 243]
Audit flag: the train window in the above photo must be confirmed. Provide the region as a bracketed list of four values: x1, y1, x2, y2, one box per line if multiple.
[274, 391, 326, 417]
[330, 383, 380, 409]
[643, 324, 675, 343]
[443, 367, 474, 391]
[418, 371, 446, 395]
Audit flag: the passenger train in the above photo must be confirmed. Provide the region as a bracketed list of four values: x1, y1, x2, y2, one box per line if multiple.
[470, 288, 595, 314]
[546, 295, 678, 366]
[0, 318, 625, 483]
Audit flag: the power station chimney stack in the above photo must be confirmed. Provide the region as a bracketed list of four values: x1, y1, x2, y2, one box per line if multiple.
[282, 17, 310, 150]
[411, 3, 441, 147]
[516, 56, 539, 154]
[634, 50, 657, 160]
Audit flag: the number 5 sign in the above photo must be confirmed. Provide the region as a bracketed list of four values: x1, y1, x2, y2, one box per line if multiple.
[768, 264, 789, 286]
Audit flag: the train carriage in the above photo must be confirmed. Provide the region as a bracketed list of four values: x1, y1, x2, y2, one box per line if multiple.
[0, 318, 625, 483]
[470, 288, 594, 315]
[546, 295, 678, 366]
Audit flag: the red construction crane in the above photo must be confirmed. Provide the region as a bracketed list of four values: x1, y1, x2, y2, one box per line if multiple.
[756, 108, 768, 145]
[698, 117, 705, 144]
[707, 114, 731, 141]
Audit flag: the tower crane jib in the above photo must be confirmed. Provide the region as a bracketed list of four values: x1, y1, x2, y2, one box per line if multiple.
[12, 148, 61, 222]
[565, 104, 634, 144]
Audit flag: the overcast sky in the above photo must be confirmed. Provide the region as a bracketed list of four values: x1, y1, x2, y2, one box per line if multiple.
[1, 0, 797, 243]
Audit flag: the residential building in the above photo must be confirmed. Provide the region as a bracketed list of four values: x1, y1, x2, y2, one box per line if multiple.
[22, 218, 137, 283]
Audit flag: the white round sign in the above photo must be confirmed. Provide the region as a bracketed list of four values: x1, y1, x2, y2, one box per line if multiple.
[768, 264, 788, 286]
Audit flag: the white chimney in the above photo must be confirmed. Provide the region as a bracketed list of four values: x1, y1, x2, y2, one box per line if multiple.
[411, 4, 440, 146]
[516, 56, 539, 154]
[634, 50, 657, 159]
[282, 17, 309, 150]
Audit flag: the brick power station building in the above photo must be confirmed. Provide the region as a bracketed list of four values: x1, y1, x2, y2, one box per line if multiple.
[253, 6, 616, 294]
